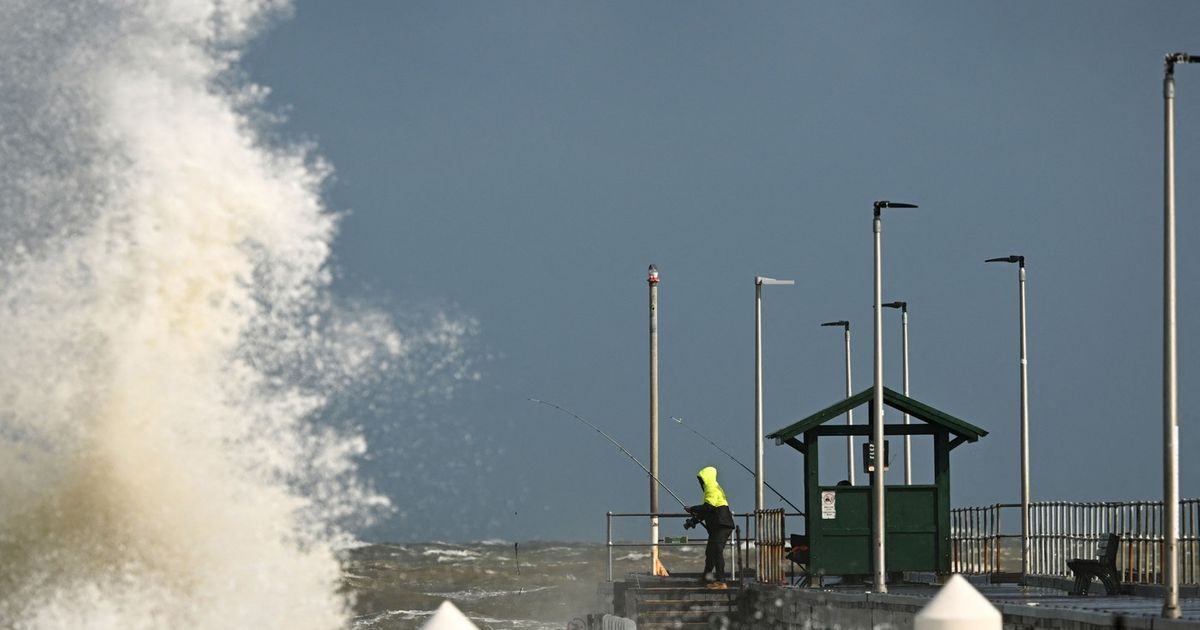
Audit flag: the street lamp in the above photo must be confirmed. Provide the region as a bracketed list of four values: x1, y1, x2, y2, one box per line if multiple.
[881, 301, 911, 485]
[648, 264, 663, 576]
[872, 200, 917, 593]
[756, 276, 794, 517]
[986, 255, 1029, 584]
[821, 320, 855, 485]
[1162, 52, 1197, 619]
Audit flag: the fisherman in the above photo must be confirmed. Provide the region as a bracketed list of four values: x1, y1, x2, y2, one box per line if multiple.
[684, 466, 735, 589]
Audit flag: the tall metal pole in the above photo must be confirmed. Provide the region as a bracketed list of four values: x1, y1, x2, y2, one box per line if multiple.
[755, 280, 764, 515]
[1161, 52, 1196, 619]
[883, 301, 910, 484]
[1018, 262, 1029, 584]
[648, 265, 661, 576]
[872, 206, 887, 593]
[870, 200, 916, 593]
[844, 326, 855, 485]
[986, 254, 1030, 583]
[755, 276, 794, 517]
[821, 320, 854, 484]
[902, 307, 911, 485]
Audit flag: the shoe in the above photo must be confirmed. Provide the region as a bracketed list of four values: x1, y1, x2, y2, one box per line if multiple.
[705, 582, 728, 590]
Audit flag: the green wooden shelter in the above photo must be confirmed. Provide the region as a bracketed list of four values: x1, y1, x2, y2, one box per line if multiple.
[766, 386, 987, 580]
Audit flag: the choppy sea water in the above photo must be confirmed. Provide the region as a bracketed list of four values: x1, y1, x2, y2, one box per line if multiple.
[343, 542, 712, 630]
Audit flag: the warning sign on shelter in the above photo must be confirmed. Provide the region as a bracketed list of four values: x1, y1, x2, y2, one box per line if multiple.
[820, 490, 836, 519]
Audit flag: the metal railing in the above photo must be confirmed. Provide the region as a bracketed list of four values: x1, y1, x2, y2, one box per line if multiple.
[604, 510, 803, 583]
[951, 498, 1200, 585]
[951, 503, 1012, 575]
[605, 512, 740, 582]
[756, 508, 787, 583]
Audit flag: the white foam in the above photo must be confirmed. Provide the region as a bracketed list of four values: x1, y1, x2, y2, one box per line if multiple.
[524, 545, 577, 555]
[355, 608, 557, 630]
[424, 548, 483, 561]
[429, 586, 556, 602]
[0, 1, 474, 628]
[354, 608, 436, 629]
[464, 615, 563, 629]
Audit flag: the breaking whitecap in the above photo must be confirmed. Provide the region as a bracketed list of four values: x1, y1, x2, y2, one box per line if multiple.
[0, 1, 478, 628]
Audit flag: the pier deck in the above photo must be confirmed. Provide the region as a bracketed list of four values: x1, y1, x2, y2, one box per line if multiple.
[600, 574, 1200, 629]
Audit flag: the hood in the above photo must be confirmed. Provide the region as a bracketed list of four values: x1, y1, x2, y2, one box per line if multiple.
[696, 466, 728, 507]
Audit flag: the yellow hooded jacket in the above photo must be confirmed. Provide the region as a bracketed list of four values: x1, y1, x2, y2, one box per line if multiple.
[697, 466, 728, 507]
[689, 466, 735, 530]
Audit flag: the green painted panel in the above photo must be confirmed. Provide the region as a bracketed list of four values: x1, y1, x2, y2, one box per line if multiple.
[809, 485, 943, 576]
[888, 532, 938, 570]
[813, 534, 873, 575]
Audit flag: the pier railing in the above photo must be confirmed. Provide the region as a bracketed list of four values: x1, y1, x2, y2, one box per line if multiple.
[604, 511, 802, 583]
[605, 511, 742, 582]
[951, 498, 1200, 584]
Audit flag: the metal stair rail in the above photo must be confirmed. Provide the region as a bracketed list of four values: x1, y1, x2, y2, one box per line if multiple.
[755, 508, 786, 583]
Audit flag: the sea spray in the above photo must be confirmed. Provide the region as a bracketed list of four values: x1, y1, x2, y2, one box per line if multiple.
[0, 1, 470, 627]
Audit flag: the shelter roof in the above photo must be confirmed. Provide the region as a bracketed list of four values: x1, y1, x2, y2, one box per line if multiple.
[766, 386, 987, 445]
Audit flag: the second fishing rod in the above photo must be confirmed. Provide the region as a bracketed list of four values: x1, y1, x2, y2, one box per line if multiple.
[671, 415, 804, 515]
[531, 398, 802, 516]
[530, 398, 691, 511]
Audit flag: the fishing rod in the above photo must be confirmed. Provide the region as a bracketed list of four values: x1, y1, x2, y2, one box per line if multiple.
[529, 398, 690, 511]
[671, 415, 805, 515]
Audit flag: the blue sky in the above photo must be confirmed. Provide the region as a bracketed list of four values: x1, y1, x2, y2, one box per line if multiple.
[244, 2, 1200, 542]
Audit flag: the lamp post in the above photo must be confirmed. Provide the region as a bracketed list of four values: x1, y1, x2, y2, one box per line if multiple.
[882, 301, 911, 485]
[756, 276, 794, 516]
[986, 255, 1029, 584]
[1162, 52, 1197, 619]
[821, 320, 855, 485]
[872, 200, 917, 593]
[648, 264, 662, 576]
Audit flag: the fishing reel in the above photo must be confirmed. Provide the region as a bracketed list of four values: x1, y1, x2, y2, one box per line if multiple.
[683, 517, 700, 530]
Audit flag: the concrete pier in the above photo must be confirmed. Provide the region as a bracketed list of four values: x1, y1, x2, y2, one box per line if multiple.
[597, 575, 1200, 629]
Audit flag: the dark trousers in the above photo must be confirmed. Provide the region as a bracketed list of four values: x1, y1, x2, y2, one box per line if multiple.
[704, 526, 734, 582]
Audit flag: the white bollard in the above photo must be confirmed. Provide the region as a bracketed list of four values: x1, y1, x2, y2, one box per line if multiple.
[914, 574, 1001, 630]
[421, 601, 480, 630]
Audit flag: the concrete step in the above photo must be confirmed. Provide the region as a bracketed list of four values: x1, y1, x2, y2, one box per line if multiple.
[643, 600, 734, 609]
[634, 608, 737, 621]
[622, 580, 741, 625]
[632, 588, 739, 627]
[637, 612, 735, 625]
[637, 593, 738, 603]
[638, 614, 729, 624]
[634, 586, 739, 596]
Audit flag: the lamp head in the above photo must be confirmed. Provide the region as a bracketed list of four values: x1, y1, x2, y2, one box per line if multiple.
[985, 255, 1025, 267]
[648, 264, 659, 284]
[873, 200, 919, 217]
[1167, 52, 1200, 77]
[821, 320, 850, 331]
[882, 301, 907, 311]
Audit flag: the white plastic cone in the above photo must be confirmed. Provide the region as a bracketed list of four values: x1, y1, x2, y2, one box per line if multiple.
[421, 601, 480, 630]
[915, 574, 1001, 630]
